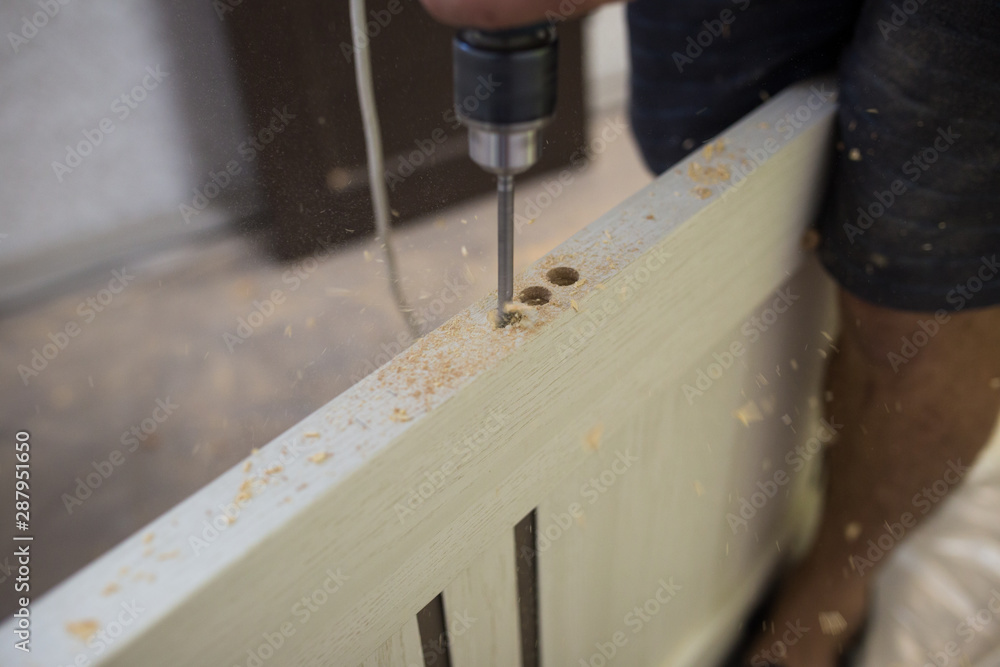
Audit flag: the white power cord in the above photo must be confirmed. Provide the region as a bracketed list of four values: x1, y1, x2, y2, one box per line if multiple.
[350, 0, 422, 339]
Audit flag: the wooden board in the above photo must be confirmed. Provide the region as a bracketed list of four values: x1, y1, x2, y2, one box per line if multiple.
[1, 80, 837, 667]
[360, 617, 423, 667]
[443, 531, 523, 667]
[538, 260, 835, 667]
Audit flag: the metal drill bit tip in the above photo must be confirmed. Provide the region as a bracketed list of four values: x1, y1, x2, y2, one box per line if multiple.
[497, 174, 515, 327]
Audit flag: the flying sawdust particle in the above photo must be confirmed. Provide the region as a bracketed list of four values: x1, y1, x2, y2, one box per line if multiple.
[585, 424, 604, 451]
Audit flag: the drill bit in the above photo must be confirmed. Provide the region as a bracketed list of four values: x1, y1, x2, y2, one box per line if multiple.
[452, 24, 558, 327]
[497, 174, 515, 325]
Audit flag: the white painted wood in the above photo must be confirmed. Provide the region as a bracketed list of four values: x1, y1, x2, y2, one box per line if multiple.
[0, 79, 838, 667]
[360, 617, 424, 667]
[538, 260, 836, 667]
[443, 531, 522, 667]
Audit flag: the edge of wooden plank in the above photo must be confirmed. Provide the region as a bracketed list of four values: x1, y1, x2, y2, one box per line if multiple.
[3, 78, 838, 667]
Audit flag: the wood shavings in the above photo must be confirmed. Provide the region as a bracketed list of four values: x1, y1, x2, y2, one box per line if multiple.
[157, 550, 180, 561]
[845, 522, 862, 542]
[389, 408, 412, 423]
[504, 301, 539, 329]
[264, 465, 284, 475]
[101, 583, 120, 597]
[692, 187, 713, 200]
[142, 533, 154, 544]
[303, 431, 320, 438]
[461, 246, 468, 257]
[848, 148, 862, 161]
[363, 250, 373, 261]
[242, 460, 252, 473]
[308, 451, 332, 464]
[584, 424, 604, 451]
[733, 401, 764, 426]
[700, 139, 726, 160]
[687, 160, 731, 185]
[234, 478, 257, 506]
[570, 299, 580, 312]
[819, 611, 847, 636]
[66, 620, 99, 643]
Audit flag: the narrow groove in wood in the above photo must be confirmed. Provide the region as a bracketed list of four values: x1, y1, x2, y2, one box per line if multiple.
[515, 511, 540, 667]
[416, 594, 452, 667]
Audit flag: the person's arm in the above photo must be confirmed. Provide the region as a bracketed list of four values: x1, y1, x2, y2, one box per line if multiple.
[419, 0, 621, 29]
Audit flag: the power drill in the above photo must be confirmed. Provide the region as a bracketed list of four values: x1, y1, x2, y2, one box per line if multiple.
[452, 24, 558, 325]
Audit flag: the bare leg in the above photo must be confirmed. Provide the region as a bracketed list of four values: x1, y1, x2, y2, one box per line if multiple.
[745, 289, 1000, 666]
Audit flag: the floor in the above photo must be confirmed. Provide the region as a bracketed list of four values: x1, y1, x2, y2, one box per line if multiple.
[0, 109, 653, 613]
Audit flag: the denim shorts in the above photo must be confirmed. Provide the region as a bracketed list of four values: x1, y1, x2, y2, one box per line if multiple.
[628, 0, 1000, 311]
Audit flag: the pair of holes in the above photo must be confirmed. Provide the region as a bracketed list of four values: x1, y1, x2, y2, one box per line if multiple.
[518, 267, 579, 306]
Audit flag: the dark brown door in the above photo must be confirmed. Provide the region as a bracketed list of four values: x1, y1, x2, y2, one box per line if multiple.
[223, 0, 587, 259]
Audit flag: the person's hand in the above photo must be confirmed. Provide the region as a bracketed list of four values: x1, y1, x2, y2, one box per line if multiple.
[419, 0, 621, 29]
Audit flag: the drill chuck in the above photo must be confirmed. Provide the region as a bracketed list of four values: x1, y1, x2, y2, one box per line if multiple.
[453, 24, 558, 175]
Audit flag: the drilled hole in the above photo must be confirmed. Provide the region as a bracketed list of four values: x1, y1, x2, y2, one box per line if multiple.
[546, 267, 579, 286]
[518, 286, 551, 306]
